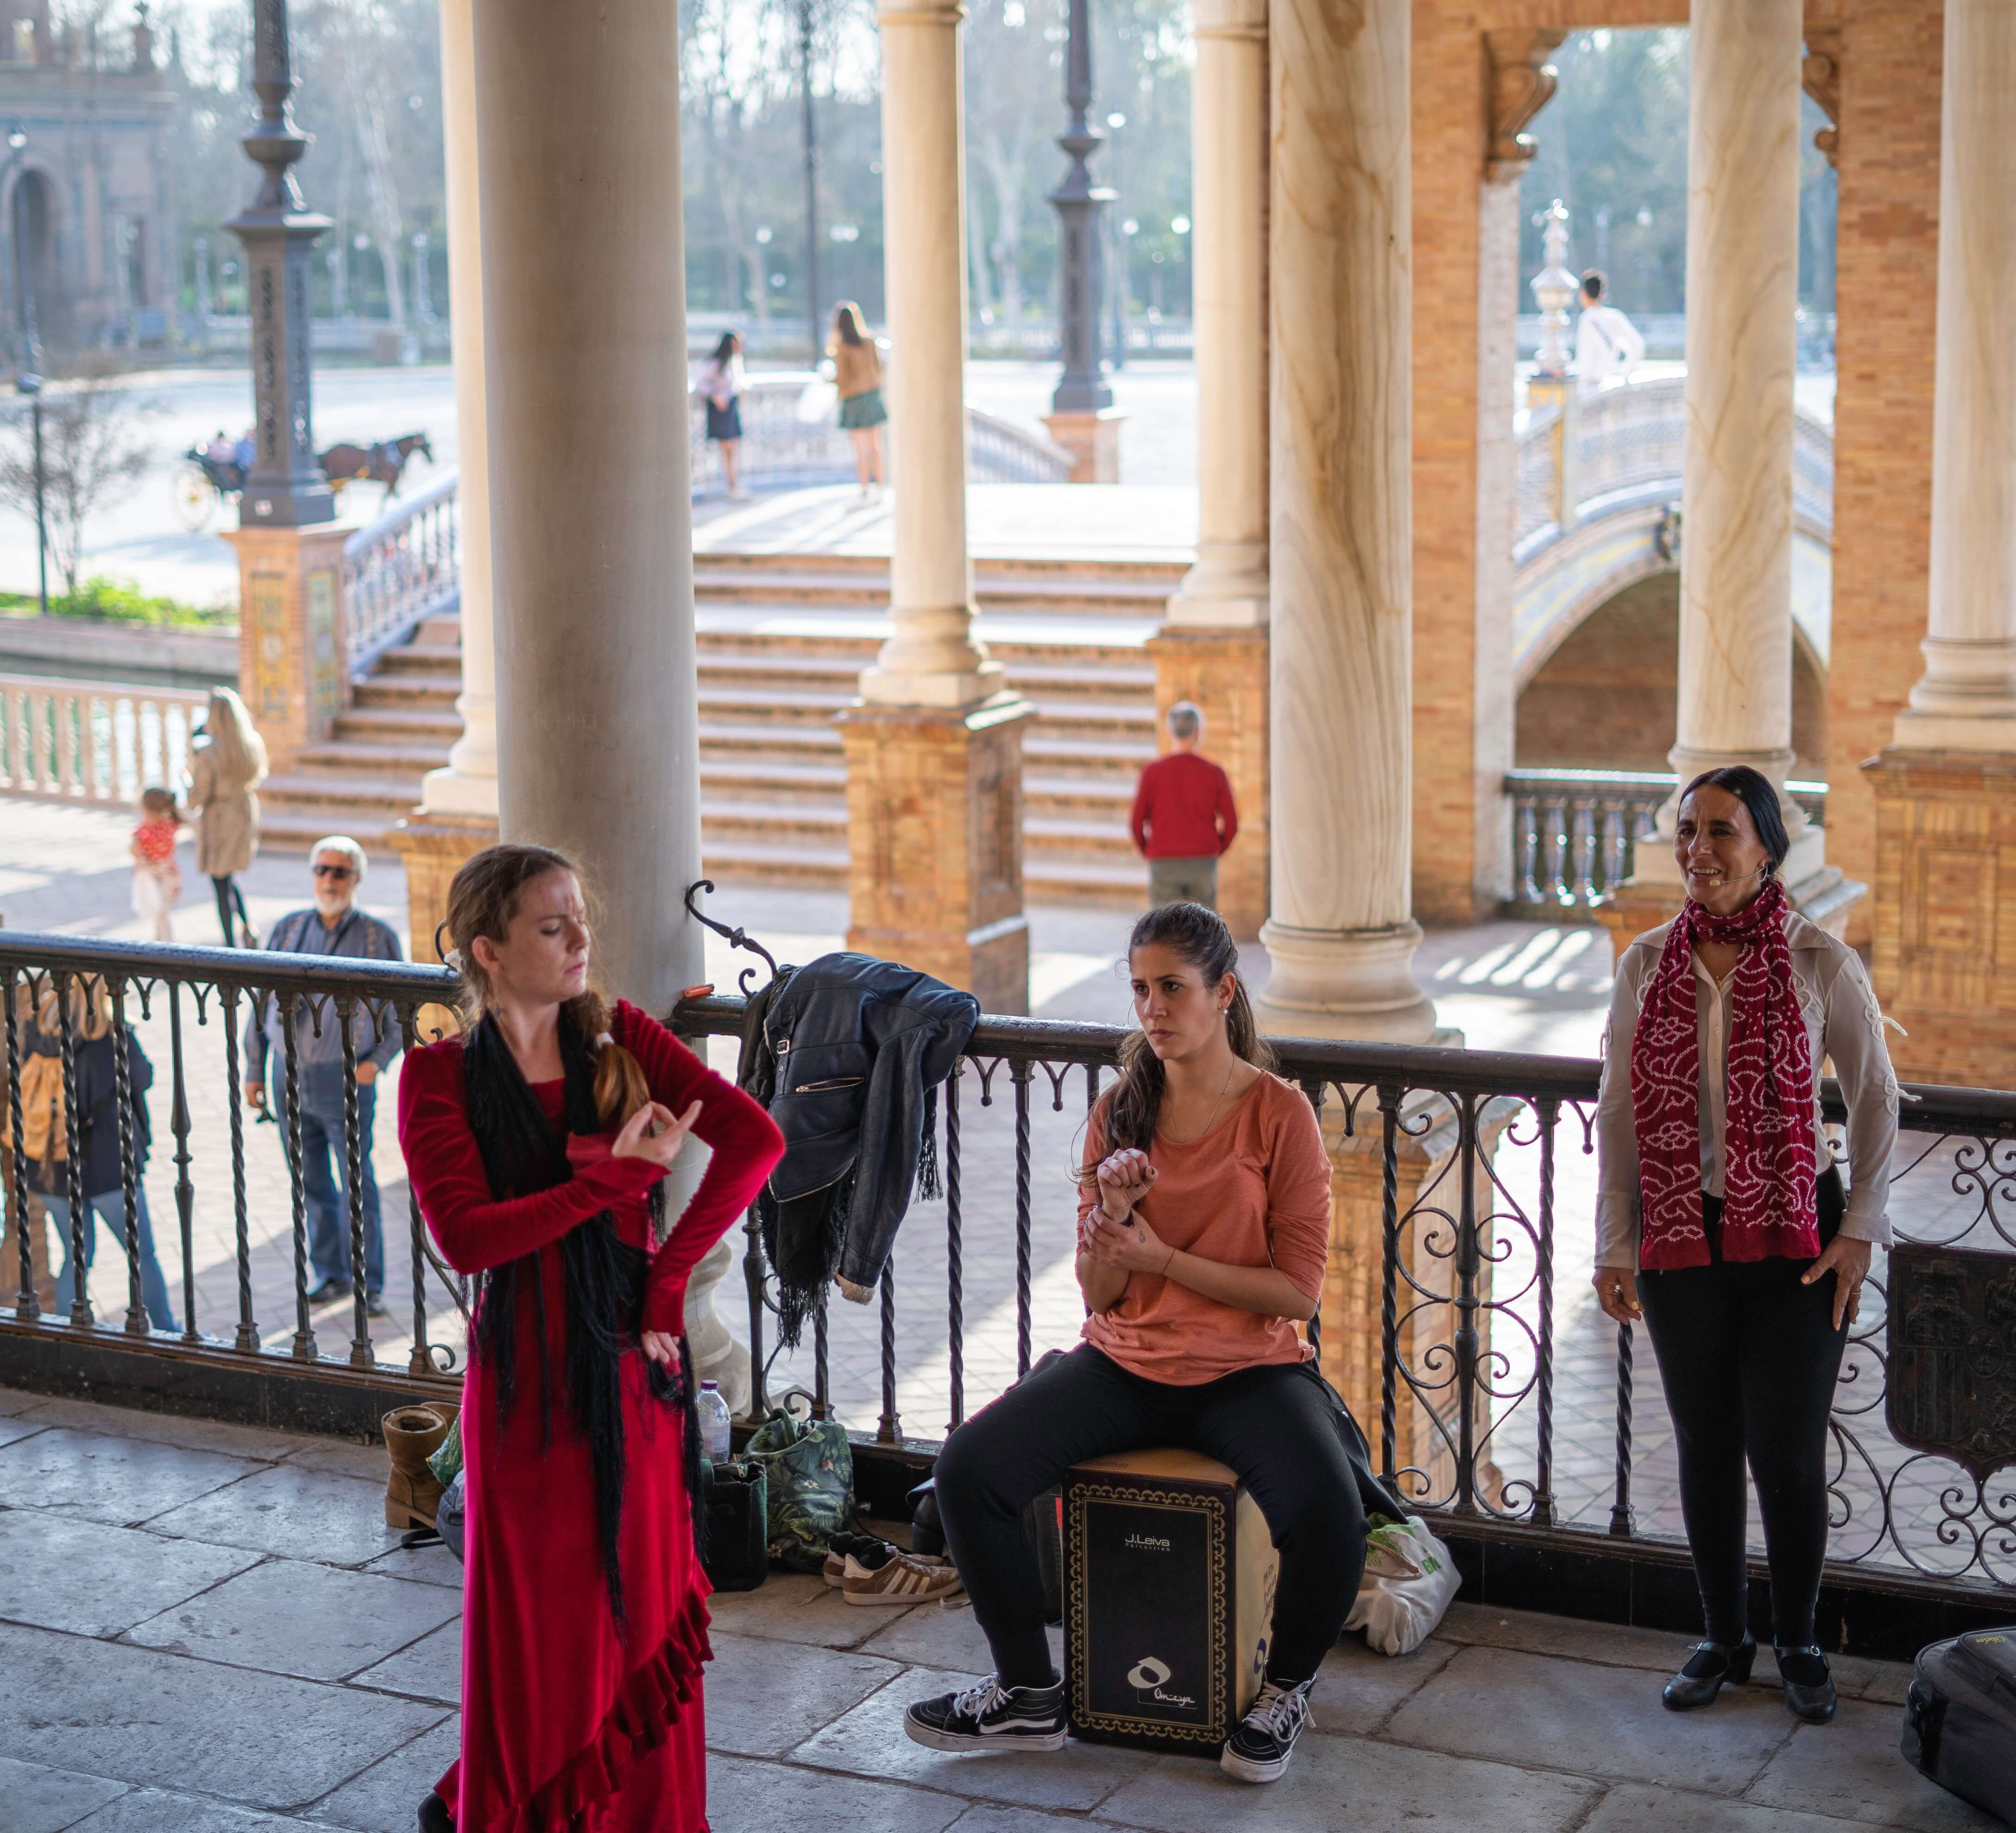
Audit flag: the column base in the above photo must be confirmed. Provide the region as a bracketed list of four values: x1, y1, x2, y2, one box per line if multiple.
[1318, 1095, 1509, 1510]
[227, 522, 357, 771]
[1165, 543, 1269, 630]
[1144, 624, 1268, 941]
[1040, 408, 1126, 484]
[838, 694, 1037, 1016]
[1864, 747, 2016, 1087]
[1253, 921, 1443, 1044]
[388, 810, 500, 1040]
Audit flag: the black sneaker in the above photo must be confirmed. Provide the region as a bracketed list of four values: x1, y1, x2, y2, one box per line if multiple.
[1221, 1676, 1316, 1783]
[305, 1279, 353, 1306]
[904, 1675, 1068, 1753]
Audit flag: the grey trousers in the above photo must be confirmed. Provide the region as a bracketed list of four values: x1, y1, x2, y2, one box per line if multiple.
[1147, 855, 1219, 910]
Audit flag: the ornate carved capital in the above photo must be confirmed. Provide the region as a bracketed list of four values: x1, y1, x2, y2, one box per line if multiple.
[1484, 28, 1567, 184]
[1802, 23, 1841, 169]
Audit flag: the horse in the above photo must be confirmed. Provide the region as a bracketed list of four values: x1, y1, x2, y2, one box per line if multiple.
[318, 432, 433, 502]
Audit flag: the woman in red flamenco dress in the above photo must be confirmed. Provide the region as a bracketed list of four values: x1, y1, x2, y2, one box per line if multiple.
[397, 843, 782, 1833]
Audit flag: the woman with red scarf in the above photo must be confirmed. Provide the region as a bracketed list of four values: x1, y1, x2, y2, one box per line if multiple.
[397, 844, 782, 1833]
[1593, 766, 1897, 1727]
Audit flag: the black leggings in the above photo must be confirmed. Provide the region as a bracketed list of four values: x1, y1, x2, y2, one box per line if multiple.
[1637, 1189, 1848, 1649]
[933, 1345, 1367, 1690]
[211, 875, 246, 946]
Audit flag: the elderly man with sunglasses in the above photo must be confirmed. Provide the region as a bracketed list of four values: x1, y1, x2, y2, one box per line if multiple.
[244, 836, 404, 1313]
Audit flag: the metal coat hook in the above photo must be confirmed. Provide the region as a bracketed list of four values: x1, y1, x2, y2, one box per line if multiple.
[684, 880, 780, 995]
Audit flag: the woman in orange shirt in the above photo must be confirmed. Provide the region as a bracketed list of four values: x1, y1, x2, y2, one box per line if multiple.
[906, 902, 1370, 1786]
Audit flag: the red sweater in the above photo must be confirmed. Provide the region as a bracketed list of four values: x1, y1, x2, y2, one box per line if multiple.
[397, 998, 781, 1336]
[1129, 751, 1239, 859]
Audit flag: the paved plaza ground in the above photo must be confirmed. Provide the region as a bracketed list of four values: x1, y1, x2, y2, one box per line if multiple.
[0, 1384, 1995, 1833]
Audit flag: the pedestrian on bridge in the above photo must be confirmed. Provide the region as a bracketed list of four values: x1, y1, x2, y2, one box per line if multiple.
[830, 301, 887, 499]
[1129, 701, 1238, 911]
[1575, 270, 1645, 394]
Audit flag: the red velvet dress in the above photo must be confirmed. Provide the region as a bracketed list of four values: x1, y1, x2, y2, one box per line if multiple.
[397, 1001, 782, 1833]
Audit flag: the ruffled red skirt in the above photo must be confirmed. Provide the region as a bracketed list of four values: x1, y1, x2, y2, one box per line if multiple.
[441, 1324, 712, 1833]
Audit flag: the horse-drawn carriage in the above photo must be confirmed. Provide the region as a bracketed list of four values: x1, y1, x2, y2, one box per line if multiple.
[169, 431, 433, 531]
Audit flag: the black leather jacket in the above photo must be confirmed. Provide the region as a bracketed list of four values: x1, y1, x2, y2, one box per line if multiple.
[738, 953, 978, 1343]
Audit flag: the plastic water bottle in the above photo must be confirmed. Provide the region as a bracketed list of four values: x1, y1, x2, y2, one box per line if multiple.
[697, 1381, 733, 1464]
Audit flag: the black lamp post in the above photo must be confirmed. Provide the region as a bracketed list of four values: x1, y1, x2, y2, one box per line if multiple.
[16, 370, 46, 617]
[227, 0, 333, 526]
[1047, 0, 1113, 415]
[799, 0, 822, 360]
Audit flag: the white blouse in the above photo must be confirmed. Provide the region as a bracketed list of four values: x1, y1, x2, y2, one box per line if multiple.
[1594, 906, 1901, 1271]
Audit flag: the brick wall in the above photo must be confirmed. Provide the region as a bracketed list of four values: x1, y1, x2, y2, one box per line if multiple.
[1828, 0, 1943, 940]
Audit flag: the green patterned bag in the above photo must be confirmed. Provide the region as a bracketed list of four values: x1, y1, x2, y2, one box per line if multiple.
[742, 1409, 855, 1571]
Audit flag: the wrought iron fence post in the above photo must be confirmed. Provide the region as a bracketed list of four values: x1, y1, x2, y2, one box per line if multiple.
[279, 994, 317, 1361]
[1379, 1084, 1402, 1485]
[1609, 1319, 1637, 1537]
[53, 969, 90, 1326]
[337, 998, 374, 1369]
[168, 981, 199, 1343]
[221, 985, 259, 1351]
[1453, 1094, 1482, 1515]
[945, 1062, 964, 1433]
[3, 966, 35, 1320]
[1012, 1057, 1035, 1380]
[107, 978, 146, 1335]
[877, 1255, 901, 1445]
[1531, 1096, 1559, 1527]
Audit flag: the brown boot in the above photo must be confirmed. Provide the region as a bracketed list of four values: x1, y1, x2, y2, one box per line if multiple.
[383, 1402, 459, 1530]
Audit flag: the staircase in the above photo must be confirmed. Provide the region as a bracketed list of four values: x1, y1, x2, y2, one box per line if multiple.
[256, 552, 1184, 906]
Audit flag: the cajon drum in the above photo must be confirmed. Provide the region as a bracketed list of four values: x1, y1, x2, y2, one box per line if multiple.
[1061, 1448, 1279, 1754]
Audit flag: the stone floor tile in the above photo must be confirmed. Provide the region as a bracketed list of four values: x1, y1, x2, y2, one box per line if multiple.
[1093, 1729, 1598, 1833]
[0, 1622, 448, 1811]
[348, 1617, 462, 1703]
[1857, 1661, 1916, 1707]
[946, 1809, 1107, 1833]
[361, 1540, 464, 1591]
[1742, 1699, 2003, 1830]
[284, 1439, 397, 1483]
[0, 1414, 47, 1449]
[0, 1506, 261, 1637]
[0, 1383, 44, 1414]
[64, 1788, 324, 1830]
[304, 1717, 461, 1832]
[1582, 1783, 1907, 1833]
[1436, 1601, 1699, 1674]
[854, 1600, 1062, 1673]
[141, 1463, 407, 1566]
[706, 1631, 906, 1758]
[124, 1559, 461, 1684]
[787, 1664, 1156, 1812]
[705, 1571, 899, 1651]
[707, 1752, 966, 1833]
[1310, 1631, 1460, 1735]
[0, 1426, 261, 1527]
[0, 1753, 129, 1833]
[14, 1395, 313, 1463]
[1384, 1645, 1792, 1795]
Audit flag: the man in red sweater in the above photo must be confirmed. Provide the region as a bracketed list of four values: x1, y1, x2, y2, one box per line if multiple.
[1129, 701, 1239, 910]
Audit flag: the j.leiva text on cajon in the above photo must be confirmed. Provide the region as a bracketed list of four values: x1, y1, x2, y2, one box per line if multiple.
[1061, 1448, 1279, 1753]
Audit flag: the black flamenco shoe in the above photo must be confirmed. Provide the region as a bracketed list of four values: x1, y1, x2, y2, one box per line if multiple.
[1661, 1638, 1756, 1711]
[1775, 1645, 1838, 1723]
[418, 1791, 454, 1833]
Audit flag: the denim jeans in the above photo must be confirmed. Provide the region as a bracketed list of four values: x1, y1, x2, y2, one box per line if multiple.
[271, 1066, 384, 1295]
[45, 1185, 181, 1333]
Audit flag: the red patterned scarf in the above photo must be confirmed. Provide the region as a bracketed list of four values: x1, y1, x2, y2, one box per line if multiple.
[1629, 876, 1818, 1269]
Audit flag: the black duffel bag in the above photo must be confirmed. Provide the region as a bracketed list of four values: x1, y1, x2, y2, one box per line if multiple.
[1900, 1626, 2016, 1825]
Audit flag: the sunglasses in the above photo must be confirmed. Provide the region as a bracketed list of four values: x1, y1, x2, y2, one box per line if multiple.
[312, 863, 357, 880]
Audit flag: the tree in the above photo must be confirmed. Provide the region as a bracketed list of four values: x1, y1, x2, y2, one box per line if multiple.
[0, 375, 156, 597]
[965, 0, 1054, 324]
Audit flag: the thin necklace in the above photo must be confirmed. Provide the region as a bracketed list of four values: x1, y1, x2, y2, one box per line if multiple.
[1160, 1056, 1238, 1144]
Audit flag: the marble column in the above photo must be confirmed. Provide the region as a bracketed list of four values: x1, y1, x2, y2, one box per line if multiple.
[1254, 0, 1436, 1044]
[471, 0, 703, 1013]
[1893, 0, 2016, 754]
[1865, 0, 2016, 1088]
[392, 0, 501, 969]
[1600, 0, 1855, 942]
[844, 0, 1033, 1014]
[1149, 0, 1269, 940]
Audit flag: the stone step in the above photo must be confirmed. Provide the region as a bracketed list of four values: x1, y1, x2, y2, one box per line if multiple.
[694, 650, 1156, 703]
[699, 756, 848, 796]
[697, 719, 843, 760]
[1024, 853, 1147, 907]
[695, 837, 850, 889]
[351, 674, 462, 712]
[294, 740, 452, 778]
[373, 642, 463, 673]
[700, 796, 850, 847]
[1024, 814, 1140, 863]
[692, 567, 1178, 617]
[1024, 773, 1135, 821]
[333, 705, 466, 745]
[259, 772, 425, 816]
[694, 549, 1187, 587]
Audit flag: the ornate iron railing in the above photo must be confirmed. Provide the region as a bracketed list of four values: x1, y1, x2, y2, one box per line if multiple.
[0, 674, 208, 808]
[1505, 769, 1828, 916]
[341, 472, 460, 676]
[2, 926, 2010, 1602]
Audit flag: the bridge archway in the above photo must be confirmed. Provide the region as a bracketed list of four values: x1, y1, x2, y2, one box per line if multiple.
[1514, 566, 1829, 777]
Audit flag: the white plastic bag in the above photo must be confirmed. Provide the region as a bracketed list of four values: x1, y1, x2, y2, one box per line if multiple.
[1345, 1515, 1459, 1656]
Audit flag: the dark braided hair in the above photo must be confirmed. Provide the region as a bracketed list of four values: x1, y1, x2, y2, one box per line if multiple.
[1091, 902, 1275, 1159]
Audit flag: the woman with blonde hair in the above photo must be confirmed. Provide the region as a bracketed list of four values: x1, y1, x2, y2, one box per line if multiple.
[396, 843, 782, 1833]
[184, 686, 267, 947]
[828, 300, 886, 497]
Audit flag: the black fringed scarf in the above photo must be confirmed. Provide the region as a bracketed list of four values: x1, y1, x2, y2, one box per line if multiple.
[462, 1011, 706, 1636]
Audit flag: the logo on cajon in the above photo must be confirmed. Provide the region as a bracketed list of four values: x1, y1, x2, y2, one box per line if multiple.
[1127, 1656, 1197, 1710]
